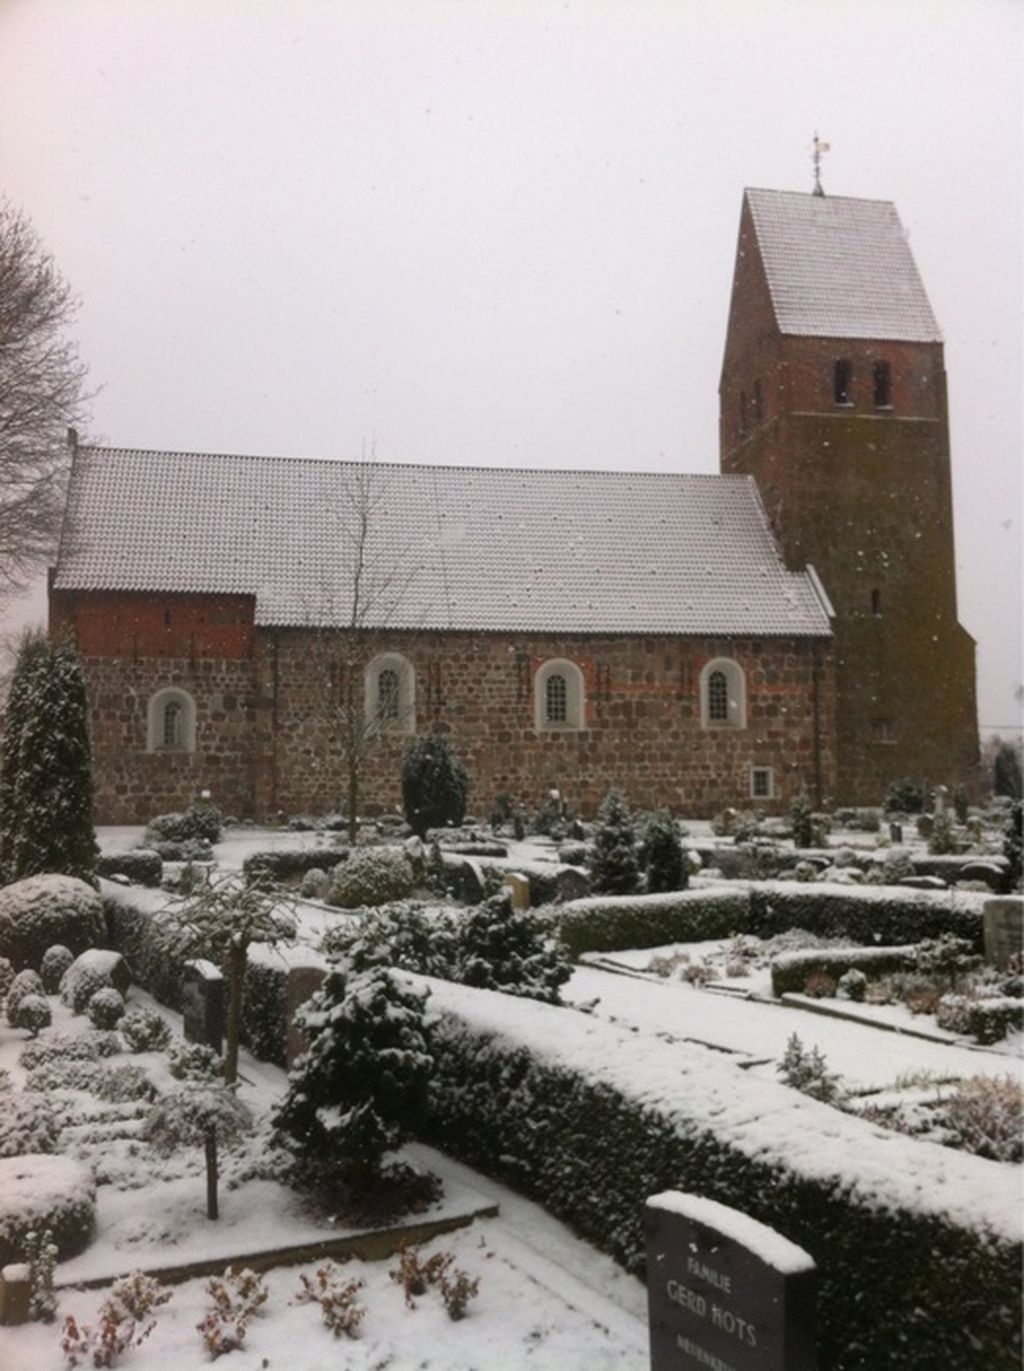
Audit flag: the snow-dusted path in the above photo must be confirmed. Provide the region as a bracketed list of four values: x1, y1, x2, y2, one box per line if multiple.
[565, 966, 1022, 1093]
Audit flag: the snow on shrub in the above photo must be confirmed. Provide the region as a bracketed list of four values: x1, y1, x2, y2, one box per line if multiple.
[95, 849, 163, 887]
[197, 1267, 267, 1356]
[0, 1154, 96, 1265]
[419, 977, 1020, 1371]
[0, 954, 15, 999]
[87, 987, 126, 1029]
[60, 949, 129, 1014]
[0, 874, 105, 973]
[0, 1096, 59, 1158]
[455, 891, 571, 1003]
[770, 945, 918, 997]
[119, 1007, 172, 1053]
[241, 848, 348, 887]
[62, 1268, 173, 1367]
[167, 1042, 223, 1081]
[144, 1088, 252, 1220]
[325, 847, 415, 909]
[945, 1076, 1022, 1164]
[39, 944, 74, 993]
[144, 802, 223, 846]
[96, 1064, 156, 1104]
[12, 992, 51, 1037]
[6, 968, 46, 1025]
[20, 1031, 121, 1069]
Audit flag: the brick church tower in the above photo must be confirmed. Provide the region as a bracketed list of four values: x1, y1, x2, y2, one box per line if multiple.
[720, 187, 978, 803]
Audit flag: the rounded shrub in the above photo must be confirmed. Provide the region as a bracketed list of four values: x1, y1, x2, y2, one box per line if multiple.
[119, 1007, 172, 1053]
[61, 966, 109, 1016]
[40, 944, 75, 994]
[0, 1154, 96, 1266]
[87, 987, 126, 1030]
[0, 956, 14, 1000]
[325, 848, 415, 909]
[12, 993, 51, 1037]
[0, 1096, 59, 1158]
[401, 737, 469, 839]
[0, 874, 105, 973]
[6, 969, 46, 1026]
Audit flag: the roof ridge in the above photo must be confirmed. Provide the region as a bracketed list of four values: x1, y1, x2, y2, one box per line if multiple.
[745, 186, 897, 210]
[75, 445, 748, 483]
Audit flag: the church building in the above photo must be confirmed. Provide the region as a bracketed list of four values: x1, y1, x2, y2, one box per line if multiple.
[48, 187, 978, 823]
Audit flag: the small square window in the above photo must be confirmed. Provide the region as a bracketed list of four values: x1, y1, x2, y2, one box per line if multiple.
[750, 766, 773, 799]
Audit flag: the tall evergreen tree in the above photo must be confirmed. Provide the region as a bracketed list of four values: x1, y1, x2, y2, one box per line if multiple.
[0, 633, 97, 884]
[590, 787, 640, 895]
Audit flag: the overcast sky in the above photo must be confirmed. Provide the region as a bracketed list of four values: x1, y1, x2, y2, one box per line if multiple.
[1, 0, 1020, 732]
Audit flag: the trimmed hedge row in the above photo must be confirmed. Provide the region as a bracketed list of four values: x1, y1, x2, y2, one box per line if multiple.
[550, 883, 988, 958]
[770, 946, 918, 996]
[241, 848, 348, 884]
[95, 850, 163, 886]
[420, 979, 1020, 1371]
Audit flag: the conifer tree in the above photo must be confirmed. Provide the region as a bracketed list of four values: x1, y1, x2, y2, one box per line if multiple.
[401, 735, 469, 838]
[589, 787, 640, 895]
[641, 809, 687, 893]
[0, 633, 97, 884]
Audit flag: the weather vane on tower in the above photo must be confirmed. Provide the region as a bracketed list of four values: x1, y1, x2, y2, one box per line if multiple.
[812, 132, 830, 196]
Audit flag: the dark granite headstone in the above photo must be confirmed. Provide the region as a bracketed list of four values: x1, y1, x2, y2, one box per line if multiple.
[554, 865, 590, 902]
[457, 858, 486, 905]
[646, 1191, 817, 1371]
[888, 822, 903, 844]
[285, 963, 328, 1068]
[182, 959, 225, 1054]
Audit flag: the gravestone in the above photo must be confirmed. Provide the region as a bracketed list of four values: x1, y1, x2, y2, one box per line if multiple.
[646, 1191, 817, 1371]
[286, 963, 328, 1068]
[457, 858, 486, 905]
[182, 959, 225, 1054]
[934, 784, 948, 815]
[888, 821, 903, 844]
[504, 872, 531, 911]
[554, 865, 590, 903]
[983, 897, 1023, 970]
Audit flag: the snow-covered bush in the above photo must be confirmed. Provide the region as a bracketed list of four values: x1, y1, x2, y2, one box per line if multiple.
[144, 801, 223, 846]
[6, 967, 46, 1025]
[300, 867, 329, 899]
[62, 1269, 172, 1367]
[87, 987, 126, 1029]
[0, 954, 15, 999]
[293, 1262, 365, 1338]
[23, 1226, 58, 1322]
[321, 901, 459, 980]
[119, 1007, 172, 1053]
[401, 736, 469, 839]
[325, 847, 415, 909]
[455, 891, 571, 1003]
[61, 965, 109, 1015]
[24, 1060, 104, 1094]
[240, 961, 289, 1068]
[95, 849, 163, 887]
[275, 965, 433, 1183]
[39, 944, 74, 993]
[0, 1095, 59, 1157]
[167, 1041, 223, 1081]
[12, 992, 51, 1037]
[197, 1267, 267, 1356]
[0, 1154, 96, 1265]
[836, 968, 867, 1002]
[96, 1064, 155, 1104]
[770, 946, 916, 997]
[882, 848, 915, 883]
[20, 1030, 120, 1069]
[589, 789, 640, 895]
[944, 1075, 1022, 1163]
[776, 1033, 843, 1103]
[0, 874, 105, 973]
[241, 848, 348, 887]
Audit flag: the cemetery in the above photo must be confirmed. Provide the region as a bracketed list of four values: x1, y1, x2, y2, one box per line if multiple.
[0, 727, 1020, 1369]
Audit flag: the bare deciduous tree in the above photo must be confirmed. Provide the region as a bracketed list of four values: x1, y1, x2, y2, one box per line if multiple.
[0, 200, 89, 594]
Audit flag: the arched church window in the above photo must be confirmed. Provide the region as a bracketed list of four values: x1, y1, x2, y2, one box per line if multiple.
[834, 359, 852, 405]
[872, 360, 891, 408]
[364, 654, 416, 734]
[535, 659, 584, 731]
[147, 687, 196, 753]
[700, 658, 746, 729]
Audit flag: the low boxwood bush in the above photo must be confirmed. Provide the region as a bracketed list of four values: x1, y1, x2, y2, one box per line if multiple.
[325, 848, 414, 909]
[421, 979, 1020, 1371]
[771, 946, 919, 997]
[40, 944, 74, 993]
[96, 850, 163, 886]
[119, 1007, 172, 1053]
[19, 1031, 121, 1069]
[747, 885, 986, 949]
[241, 848, 348, 886]
[0, 1096, 59, 1158]
[0, 1154, 96, 1265]
[966, 997, 1024, 1046]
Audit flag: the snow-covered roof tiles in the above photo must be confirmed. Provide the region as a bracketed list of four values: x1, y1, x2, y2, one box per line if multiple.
[54, 446, 832, 637]
[745, 188, 942, 342]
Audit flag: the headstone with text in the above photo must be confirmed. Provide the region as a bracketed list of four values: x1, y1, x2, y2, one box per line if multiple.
[645, 1191, 816, 1371]
[182, 959, 225, 1055]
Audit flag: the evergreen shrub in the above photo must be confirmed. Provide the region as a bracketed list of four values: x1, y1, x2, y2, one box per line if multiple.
[325, 848, 414, 909]
[639, 810, 687, 893]
[119, 1008, 172, 1053]
[401, 737, 469, 839]
[589, 789, 640, 895]
[96, 851, 163, 886]
[39, 945, 74, 994]
[241, 849, 347, 886]
[87, 987, 126, 1029]
[0, 874, 105, 973]
[770, 946, 918, 997]
[6, 969, 46, 1026]
[0, 1155, 96, 1266]
[12, 993, 51, 1037]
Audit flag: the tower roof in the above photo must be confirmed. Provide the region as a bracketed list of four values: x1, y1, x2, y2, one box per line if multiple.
[53, 445, 832, 637]
[744, 188, 942, 342]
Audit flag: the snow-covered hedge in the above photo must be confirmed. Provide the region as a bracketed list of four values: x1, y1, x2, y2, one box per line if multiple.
[240, 959, 289, 1067]
[420, 977, 1020, 1371]
[0, 1154, 96, 1265]
[0, 874, 105, 972]
[241, 848, 348, 886]
[0, 1095, 59, 1158]
[770, 945, 918, 996]
[95, 849, 163, 886]
[550, 882, 987, 958]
